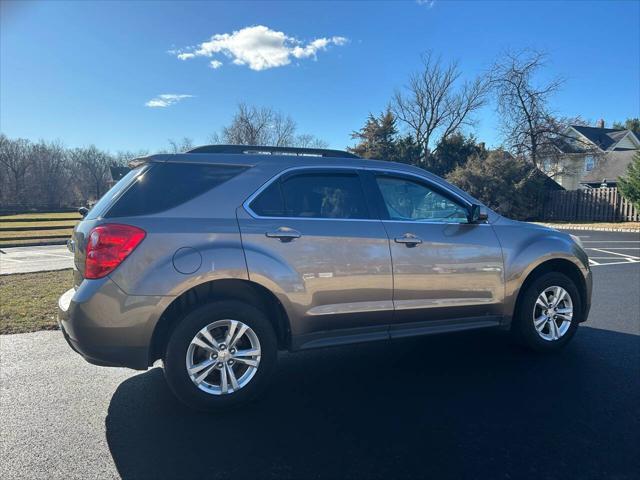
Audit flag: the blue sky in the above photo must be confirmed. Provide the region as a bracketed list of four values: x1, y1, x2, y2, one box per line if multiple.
[1, 0, 639, 153]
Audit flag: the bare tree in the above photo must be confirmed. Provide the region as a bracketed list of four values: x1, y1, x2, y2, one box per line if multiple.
[296, 133, 329, 149]
[272, 111, 297, 147]
[0, 134, 32, 205]
[114, 149, 149, 165]
[491, 50, 596, 171]
[393, 52, 489, 167]
[29, 140, 70, 208]
[210, 103, 328, 148]
[166, 137, 194, 154]
[70, 145, 112, 201]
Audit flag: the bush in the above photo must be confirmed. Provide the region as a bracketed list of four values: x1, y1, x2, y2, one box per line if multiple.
[446, 150, 546, 220]
[618, 151, 640, 210]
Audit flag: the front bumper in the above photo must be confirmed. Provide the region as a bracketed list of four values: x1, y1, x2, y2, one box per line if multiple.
[582, 268, 593, 322]
[58, 277, 169, 370]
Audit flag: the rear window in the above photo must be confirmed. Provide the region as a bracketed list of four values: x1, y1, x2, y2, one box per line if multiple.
[105, 163, 246, 218]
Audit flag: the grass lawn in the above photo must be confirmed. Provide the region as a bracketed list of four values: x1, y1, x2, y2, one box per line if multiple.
[0, 228, 74, 239]
[0, 212, 81, 220]
[0, 212, 78, 246]
[0, 220, 78, 228]
[0, 269, 72, 334]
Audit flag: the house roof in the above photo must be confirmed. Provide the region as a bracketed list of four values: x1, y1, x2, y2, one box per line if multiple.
[581, 150, 638, 184]
[571, 125, 637, 151]
[533, 168, 565, 191]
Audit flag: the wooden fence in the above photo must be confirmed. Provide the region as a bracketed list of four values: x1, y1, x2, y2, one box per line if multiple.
[541, 187, 639, 222]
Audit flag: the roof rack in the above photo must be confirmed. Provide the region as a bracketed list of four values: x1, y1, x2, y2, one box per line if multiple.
[187, 144, 359, 159]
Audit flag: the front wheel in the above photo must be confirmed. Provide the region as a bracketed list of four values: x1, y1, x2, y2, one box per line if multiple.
[512, 272, 582, 351]
[163, 300, 277, 411]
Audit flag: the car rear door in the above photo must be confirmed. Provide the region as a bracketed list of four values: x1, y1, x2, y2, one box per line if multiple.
[364, 170, 504, 332]
[237, 168, 393, 347]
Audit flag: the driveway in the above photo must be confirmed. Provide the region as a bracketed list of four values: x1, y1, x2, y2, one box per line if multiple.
[1, 230, 639, 479]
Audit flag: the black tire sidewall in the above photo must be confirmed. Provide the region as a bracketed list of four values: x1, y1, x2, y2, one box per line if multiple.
[513, 272, 582, 351]
[163, 300, 277, 411]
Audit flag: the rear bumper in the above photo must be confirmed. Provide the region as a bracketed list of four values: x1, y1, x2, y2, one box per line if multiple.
[57, 278, 169, 370]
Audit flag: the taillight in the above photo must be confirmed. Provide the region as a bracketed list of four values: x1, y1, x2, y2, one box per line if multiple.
[85, 224, 146, 279]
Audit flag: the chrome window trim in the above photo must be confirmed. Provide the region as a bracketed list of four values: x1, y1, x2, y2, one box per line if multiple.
[368, 168, 473, 209]
[242, 165, 481, 224]
[242, 165, 374, 221]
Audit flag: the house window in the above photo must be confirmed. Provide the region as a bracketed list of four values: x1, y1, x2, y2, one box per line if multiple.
[584, 156, 595, 172]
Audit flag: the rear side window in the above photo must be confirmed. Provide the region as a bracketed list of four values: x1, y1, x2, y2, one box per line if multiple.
[250, 172, 370, 219]
[250, 182, 286, 217]
[85, 166, 145, 220]
[106, 163, 246, 218]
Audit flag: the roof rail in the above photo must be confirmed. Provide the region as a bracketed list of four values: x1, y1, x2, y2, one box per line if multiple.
[187, 144, 359, 159]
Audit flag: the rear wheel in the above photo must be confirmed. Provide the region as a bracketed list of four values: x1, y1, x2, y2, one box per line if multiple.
[512, 272, 582, 351]
[163, 300, 277, 411]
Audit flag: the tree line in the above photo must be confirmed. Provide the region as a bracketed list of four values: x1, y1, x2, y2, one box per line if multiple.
[1, 49, 638, 217]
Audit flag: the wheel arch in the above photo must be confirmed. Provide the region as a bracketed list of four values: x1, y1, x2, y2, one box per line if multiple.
[149, 278, 291, 366]
[511, 258, 588, 325]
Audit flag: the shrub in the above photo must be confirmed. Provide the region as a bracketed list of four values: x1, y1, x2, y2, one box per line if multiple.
[446, 150, 546, 220]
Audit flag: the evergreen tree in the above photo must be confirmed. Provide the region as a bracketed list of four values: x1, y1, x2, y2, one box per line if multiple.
[612, 118, 640, 136]
[428, 133, 483, 177]
[618, 151, 640, 209]
[446, 150, 545, 220]
[349, 109, 421, 165]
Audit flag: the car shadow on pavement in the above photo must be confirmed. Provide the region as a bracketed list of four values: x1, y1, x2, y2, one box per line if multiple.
[106, 327, 639, 480]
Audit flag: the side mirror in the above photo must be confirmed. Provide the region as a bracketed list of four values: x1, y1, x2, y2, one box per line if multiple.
[78, 207, 89, 218]
[468, 204, 489, 223]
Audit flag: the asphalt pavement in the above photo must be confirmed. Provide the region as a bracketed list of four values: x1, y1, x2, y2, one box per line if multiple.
[1, 230, 639, 479]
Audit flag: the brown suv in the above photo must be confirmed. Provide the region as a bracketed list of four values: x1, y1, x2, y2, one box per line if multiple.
[58, 145, 592, 410]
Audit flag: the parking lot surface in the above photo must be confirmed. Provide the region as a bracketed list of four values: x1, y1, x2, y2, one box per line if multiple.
[0, 245, 73, 275]
[1, 230, 639, 479]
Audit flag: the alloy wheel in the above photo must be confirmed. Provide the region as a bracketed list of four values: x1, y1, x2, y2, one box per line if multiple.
[532, 286, 573, 341]
[185, 319, 261, 395]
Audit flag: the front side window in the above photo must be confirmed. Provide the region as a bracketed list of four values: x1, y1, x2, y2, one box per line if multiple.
[250, 172, 370, 219]
[376, 176, 469, 223]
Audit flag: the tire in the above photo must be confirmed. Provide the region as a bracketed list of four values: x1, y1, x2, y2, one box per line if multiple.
[511, 272, 582, 352]
[163, 300, 277, 411]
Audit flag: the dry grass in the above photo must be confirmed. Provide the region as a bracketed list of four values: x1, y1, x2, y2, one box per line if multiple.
[0, 220, 78, 228]
[0, 212, 81, 220]
[0, 269, 72, 334]
[0, 212, 77, 246]
[0, 228, 73, 239]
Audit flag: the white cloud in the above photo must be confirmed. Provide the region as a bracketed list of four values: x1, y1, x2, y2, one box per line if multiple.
[416, 0, 435, 7]
[172, 25, 348, 71]
[145, 94, 193, 108]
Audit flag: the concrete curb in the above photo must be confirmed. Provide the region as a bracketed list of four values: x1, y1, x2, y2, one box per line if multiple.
[534, 223, 640, 233]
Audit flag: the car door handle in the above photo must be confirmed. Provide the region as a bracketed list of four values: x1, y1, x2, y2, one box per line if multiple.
[394, 233, 422, 246]
[265, 227, 301, 242]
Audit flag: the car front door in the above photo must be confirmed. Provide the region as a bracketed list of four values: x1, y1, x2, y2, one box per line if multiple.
[366, 171, 504, 333]
[237, 168, 394, 348]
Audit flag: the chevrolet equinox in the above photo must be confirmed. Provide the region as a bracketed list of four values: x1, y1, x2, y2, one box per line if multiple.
[58, 145, 592, 410]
